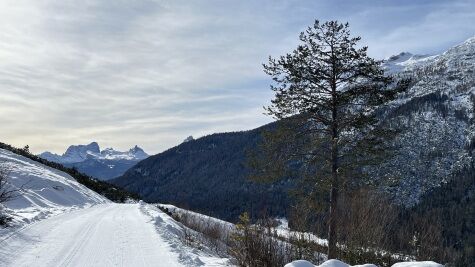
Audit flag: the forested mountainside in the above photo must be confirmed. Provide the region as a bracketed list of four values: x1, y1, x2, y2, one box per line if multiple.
[112, 36, 475, 222]
[376, 36, 475, 205]
[112, 125, 292, 222]
[404, 166, 475, 265]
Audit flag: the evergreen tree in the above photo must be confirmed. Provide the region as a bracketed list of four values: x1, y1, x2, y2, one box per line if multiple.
[259, 20, 408, 258]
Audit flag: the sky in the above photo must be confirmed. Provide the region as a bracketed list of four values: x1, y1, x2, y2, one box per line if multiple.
[0, 0, 474, 155]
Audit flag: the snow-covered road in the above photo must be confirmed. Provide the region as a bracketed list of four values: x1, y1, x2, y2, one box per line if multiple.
[0, 204, 185, 267]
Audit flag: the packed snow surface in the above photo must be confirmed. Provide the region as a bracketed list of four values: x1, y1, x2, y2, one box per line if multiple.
[0, 203, 231, 267]
[0, 204, 182, 266]
[285, 260, 442, 267]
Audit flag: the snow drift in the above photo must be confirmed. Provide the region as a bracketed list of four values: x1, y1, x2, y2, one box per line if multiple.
[140, 202, 233, 266]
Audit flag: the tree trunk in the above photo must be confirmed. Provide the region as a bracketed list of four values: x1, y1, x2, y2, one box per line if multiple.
[327, 69, 339, 259]
[327, 130, 339, 259]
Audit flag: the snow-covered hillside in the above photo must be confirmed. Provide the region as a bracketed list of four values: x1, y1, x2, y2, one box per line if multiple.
[373, 36, 475, 204]
[382, 52, 436, 74]
[0, 148, 231, 266]
[0, 148, 109, 228]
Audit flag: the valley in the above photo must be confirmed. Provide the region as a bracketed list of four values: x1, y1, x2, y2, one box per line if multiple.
[0, 2, 473, 266]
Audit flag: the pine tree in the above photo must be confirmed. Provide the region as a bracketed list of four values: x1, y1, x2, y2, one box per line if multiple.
[260, 20, 408, 259]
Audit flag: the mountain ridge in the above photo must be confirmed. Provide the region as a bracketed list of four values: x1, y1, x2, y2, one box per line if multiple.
[40, 142, 148, 163]
[39, 142, 149, 180]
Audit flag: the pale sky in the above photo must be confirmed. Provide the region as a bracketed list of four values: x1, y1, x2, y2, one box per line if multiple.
[0, 0, 474, 154]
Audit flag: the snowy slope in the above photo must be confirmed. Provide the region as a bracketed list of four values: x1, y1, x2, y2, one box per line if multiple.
[383, 36, 475, 75]
[141, 203, 233, 266]
[373, 35, 475, 204]
[0, 148, 109, 228]
[160, 203, 235, 231]
[382, 52, 436, 74]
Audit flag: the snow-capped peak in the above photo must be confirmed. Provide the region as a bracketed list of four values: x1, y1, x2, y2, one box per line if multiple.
[100, 145, 148, 161]
[60, 142, 101, 163]
[39, 143, 148, 164]
[382, 52, 435, 74]
[387, 51, 414, 63]
[383, 35, 475, 75]
[128, 145, 148, 159]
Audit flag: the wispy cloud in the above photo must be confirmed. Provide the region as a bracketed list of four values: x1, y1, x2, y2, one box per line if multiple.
[0, 0, 473, 154]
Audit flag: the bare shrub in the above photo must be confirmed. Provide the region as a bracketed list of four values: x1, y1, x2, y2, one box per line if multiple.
[286, 200, 326, 265]
[171, 210, 204, 250]
[162, 204, 330, 267]
[158, 205, 230, 256]
[403, 213, 449, 262]
[0, 162, 18, 226]
[229, 212, 328, 267]
[336, 188, 398, 266]
[229, 212, 291, 267]
[0, 163, 17, 204]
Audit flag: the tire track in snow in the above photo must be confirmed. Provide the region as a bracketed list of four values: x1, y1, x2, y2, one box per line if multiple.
[47, 205, 109, 267]
[51, 217, 98, 266]
[1, 204, 187, 267]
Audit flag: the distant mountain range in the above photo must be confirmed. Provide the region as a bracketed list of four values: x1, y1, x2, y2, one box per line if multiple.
[112, 36, 475, 222]
[39, 142, 148, 180]
[381, 51, 436, 73]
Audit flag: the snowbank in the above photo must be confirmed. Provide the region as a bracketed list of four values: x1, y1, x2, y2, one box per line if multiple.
[285, 260, 317, 267]
[285, 260, 443, 267]
[392, 262, 443, 267]
[0, 148, 109, 228]
[285, 259, 377, 267]
[140, 202, 233, 266]
[159, 203, 235, 230]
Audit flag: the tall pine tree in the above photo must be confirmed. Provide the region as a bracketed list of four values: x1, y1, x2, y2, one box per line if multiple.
[260, 20, 408, 258]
